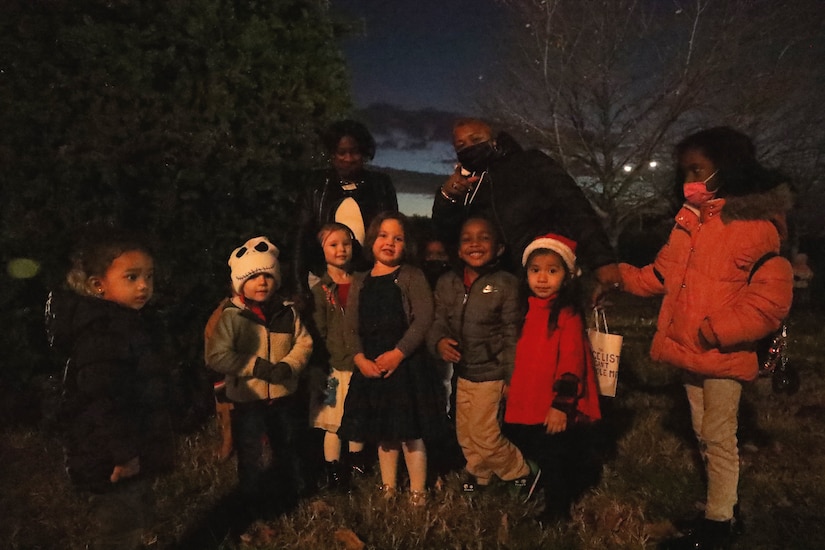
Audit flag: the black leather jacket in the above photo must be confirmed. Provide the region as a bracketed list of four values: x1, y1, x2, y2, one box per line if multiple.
[294, 168, 396, 295]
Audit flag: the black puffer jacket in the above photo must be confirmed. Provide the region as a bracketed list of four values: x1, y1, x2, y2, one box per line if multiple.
[46, 291, 173, 492]
[433, 133, 615, 273]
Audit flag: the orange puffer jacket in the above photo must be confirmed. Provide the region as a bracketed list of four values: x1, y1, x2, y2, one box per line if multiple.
[619, 184, 794, 381]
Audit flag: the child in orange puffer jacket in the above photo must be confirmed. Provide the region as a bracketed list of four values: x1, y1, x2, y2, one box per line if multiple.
[617, 127, 794, 550]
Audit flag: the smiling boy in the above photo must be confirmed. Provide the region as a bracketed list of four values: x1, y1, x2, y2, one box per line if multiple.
[427, 217, 538, 495]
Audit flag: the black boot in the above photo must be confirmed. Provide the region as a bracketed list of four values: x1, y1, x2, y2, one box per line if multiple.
[659, 518, 735, 550]
[325, 460, 348, 492]
[348, 450, 370, 478]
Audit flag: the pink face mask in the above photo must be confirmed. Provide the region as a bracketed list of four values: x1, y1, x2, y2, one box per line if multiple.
[683, 171, 718, 207]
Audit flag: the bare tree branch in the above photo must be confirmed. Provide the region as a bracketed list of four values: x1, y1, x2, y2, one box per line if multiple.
[484, 0, 825, 247]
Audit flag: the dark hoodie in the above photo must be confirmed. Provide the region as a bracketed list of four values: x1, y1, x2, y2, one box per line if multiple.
[46, 291, 172, 492]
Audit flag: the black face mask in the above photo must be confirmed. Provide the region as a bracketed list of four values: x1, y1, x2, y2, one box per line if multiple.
[422, 260, 450, 287]
[456, 141, 496, 173]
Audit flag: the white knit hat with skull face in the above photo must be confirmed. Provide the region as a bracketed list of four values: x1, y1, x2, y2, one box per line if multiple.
[228, 236, 281, 295]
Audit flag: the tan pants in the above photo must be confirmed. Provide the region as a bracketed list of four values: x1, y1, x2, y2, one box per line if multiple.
[455, 377, 529, 484]
[685, 378, 742, 522]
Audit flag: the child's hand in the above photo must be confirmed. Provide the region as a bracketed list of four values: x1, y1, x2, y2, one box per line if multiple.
[252, 358, 292, 384]
[354, 353, 383, 378]
[544, 408, 568, 435]
[437, 338, 462, 363]
[110, 456, 140, 483]
[375, 348, 404, 377]
[591, 263, 622, 307]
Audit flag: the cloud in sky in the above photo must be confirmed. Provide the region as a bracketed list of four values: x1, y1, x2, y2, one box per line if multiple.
[357, 103, 459, 175]
[334, 2, 505, 206]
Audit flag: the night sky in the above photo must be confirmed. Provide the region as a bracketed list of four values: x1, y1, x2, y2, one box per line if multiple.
[335, 0, 506, 112]
[332, 0, 502, 214]
[333, 0, 508, 210]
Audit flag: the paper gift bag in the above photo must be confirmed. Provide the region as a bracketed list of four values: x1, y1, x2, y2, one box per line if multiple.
[587, 308, 623, 397]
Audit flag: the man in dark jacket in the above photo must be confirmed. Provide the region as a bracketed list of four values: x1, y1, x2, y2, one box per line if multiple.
[432, 118, 621, 295]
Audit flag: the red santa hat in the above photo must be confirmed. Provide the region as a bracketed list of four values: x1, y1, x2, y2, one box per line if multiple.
[521, 233, 579, 275]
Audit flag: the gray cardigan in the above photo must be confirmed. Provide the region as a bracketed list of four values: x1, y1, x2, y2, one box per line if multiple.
[344, 264, 433, 359]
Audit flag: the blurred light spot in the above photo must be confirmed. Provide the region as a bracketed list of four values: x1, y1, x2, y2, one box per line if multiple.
[7, 258, 40, 279]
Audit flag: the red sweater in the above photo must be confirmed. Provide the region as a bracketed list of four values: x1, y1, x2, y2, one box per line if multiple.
[504, 296, 601, 425]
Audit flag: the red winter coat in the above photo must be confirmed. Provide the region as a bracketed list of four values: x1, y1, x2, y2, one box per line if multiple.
[504, 297, 601, 425]
[619, 184, 794, 381]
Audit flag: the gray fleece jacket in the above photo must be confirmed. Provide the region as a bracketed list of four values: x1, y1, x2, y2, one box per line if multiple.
[206, 296, 312, 403]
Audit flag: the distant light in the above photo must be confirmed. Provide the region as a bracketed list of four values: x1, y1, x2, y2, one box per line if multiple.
[623, 164, 633, 173]
[649, 160, 658, 169]
[7, 258, 40, 279]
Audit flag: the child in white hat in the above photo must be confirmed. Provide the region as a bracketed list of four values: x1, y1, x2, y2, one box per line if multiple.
[205, 236, 313, 522]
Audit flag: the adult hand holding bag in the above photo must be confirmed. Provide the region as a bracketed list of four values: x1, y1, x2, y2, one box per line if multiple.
[587, 308, 623, 397]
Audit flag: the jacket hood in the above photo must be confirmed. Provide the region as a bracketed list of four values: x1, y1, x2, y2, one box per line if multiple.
[721, 182, 794, 222]
[494, 131, 524, 158]
[721, 182, 794, 240]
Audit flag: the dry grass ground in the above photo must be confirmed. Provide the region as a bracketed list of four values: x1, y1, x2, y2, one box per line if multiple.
[3, 294, 824, 549]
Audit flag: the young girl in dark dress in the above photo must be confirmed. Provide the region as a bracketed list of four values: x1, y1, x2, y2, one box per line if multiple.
[339, 212, 442, 507]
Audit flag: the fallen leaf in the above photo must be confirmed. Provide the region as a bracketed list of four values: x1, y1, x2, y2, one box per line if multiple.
[240, 521, 277, 546]
[310, 498, 333, 516]
[645, 520, 677, 540]
[497, 513, 509, 545]
[334, 528, 365, 550]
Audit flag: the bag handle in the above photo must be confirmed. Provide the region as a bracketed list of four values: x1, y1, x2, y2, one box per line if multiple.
[748, 252, 779, 284]
[592, 307, 609, 334]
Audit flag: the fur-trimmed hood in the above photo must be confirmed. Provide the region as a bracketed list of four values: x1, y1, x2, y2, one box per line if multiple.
[620, 181, 795, 381]
[721, 182, 794, 222]
[720, 182, 794, 240]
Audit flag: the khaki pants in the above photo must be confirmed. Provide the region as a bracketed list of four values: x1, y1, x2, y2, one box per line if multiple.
[455, 377, 529, 484]
[685, 377, 742, 522]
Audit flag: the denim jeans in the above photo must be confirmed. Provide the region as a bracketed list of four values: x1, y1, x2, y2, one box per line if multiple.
[232, 394, 304, 514]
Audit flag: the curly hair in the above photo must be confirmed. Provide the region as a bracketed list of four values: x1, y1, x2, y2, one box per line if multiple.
[362, 211, 415, 265]
[321, 119, 376, 160]
[66, 226, 153, 297]
[673, 126, 787, 200]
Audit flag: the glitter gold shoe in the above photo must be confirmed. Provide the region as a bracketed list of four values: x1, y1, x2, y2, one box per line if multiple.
[377, 484, 397, 501]
[409, 490, 427, 508]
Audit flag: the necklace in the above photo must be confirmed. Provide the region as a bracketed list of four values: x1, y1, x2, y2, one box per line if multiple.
[340, 178, 363, 192]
